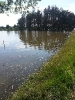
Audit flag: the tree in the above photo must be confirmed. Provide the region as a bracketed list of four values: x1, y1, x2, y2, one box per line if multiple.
[0, 0, 41, 13]
[36, 10, 42, 30]
[6, 25, 13, 30]
[17, 15, 26, 30]
[13, 24, 18, 30]
[26, 13, 32, 31]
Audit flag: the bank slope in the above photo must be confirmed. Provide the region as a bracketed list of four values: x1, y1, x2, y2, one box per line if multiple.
[8, 31, 75, 100]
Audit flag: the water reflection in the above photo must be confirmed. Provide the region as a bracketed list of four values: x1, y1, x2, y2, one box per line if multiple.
[0, 31, 70, 100]
[18, 31, 69, 52]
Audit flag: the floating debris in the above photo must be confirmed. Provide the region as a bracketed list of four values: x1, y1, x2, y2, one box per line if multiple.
[11, 85, 14, 90]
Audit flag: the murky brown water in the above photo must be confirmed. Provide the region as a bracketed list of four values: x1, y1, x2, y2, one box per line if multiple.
[0, 31, 70, 100]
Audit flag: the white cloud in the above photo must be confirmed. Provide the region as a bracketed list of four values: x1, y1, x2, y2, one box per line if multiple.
[0, 13, 21, 26]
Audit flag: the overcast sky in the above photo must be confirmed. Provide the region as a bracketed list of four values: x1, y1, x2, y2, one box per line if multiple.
[0, 0, 75, 26]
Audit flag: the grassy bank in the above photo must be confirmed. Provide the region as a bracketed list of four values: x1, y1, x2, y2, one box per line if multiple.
[8, 31, 75, 100]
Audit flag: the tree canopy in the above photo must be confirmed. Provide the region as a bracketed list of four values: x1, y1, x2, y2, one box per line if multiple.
[18, 6, 75, 31]
[0, 0, 41, 13]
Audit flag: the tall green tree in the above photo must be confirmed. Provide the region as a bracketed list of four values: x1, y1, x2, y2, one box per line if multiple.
[36, 10, 42, 30]
[17, 15, 26, 30]
[26, 13, 32, 30]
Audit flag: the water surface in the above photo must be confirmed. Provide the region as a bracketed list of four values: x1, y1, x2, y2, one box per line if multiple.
[0, 31, 70, 100]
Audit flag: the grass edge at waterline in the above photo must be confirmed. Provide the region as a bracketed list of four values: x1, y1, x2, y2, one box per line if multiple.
[8, 31, 75, 100]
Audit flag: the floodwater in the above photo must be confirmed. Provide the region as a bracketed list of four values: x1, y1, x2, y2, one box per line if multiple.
[0, 31, 70, 100]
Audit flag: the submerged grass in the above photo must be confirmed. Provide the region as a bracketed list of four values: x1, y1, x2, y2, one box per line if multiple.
[8, 31, 75, 100]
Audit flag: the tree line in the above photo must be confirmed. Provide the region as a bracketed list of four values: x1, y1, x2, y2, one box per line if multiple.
[0, 25, 18, 31]
[18, 6, 75, 31]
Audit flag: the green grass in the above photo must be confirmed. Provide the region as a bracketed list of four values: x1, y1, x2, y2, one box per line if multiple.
[8, 31, 75, 100]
